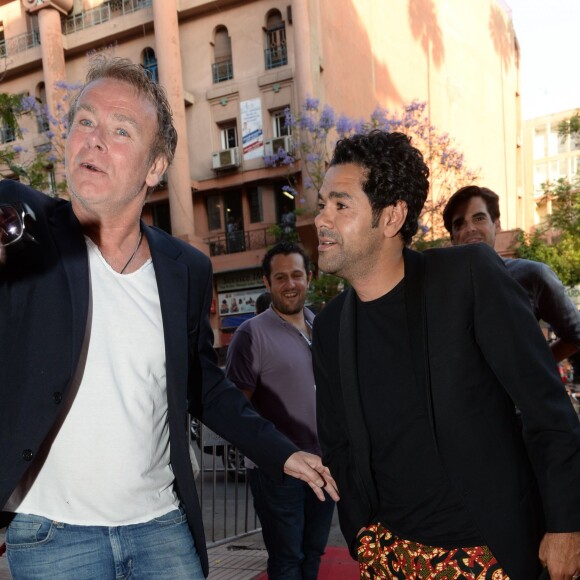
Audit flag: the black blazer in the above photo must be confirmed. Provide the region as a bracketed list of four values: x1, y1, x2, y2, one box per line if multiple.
[312, 244, 580, 580]
[0, 181, 297, 577]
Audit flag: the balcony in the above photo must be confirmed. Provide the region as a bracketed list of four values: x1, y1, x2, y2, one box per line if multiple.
[205, 227, 277, 257]
[62, 0, 152, 35]
[212, 59, 233, 84]
[264, 44, 287, 70]
[0, 30, 40, 58]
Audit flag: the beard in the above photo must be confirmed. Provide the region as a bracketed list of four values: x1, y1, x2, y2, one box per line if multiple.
[271, 295, 304, 316]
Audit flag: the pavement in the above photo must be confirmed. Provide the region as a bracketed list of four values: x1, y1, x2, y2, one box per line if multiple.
[0, 510, 359, 579]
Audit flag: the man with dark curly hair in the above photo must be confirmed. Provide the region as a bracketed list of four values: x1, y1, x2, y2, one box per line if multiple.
[312, 130, 580, 579]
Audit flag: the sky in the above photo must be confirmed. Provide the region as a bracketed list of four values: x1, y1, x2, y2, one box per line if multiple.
[506, 0, 580, 119]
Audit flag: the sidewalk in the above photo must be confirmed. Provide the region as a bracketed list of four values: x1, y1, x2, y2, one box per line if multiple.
[0, 526, 359, 580]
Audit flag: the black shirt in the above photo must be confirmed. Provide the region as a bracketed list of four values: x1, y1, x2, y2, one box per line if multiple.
[356, 280, 483, 547]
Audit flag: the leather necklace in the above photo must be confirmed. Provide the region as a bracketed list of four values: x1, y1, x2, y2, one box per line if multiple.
[119, 229, 143, 274]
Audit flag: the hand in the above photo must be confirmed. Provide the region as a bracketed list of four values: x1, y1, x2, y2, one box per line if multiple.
[539, 532, 580, 579]
[283, 451, 340, 502]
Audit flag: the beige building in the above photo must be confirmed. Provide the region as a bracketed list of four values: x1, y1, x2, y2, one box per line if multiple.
[522, 108, 580, 226]
[0, 0, 522, 347]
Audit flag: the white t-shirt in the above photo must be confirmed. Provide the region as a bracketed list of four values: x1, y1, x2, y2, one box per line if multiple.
[5, 237, 178, 525]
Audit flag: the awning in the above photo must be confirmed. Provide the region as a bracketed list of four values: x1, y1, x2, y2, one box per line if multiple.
[221, 312, 254, 329]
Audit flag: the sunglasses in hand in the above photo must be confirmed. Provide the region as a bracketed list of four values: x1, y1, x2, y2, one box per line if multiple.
[0, 202, 36, 248]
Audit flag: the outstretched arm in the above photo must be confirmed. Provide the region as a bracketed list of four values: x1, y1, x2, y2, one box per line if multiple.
[284, 451, 339, 501]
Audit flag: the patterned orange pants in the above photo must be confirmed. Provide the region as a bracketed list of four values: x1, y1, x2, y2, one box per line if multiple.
[357, 523, 510, 579]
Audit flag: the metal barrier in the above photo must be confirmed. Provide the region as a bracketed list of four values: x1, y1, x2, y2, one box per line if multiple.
[192, 420, 261, 546]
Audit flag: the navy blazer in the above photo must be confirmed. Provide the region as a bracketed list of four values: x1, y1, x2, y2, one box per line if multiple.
[313, 244, 580, 580]
[0, 181, 297, 577]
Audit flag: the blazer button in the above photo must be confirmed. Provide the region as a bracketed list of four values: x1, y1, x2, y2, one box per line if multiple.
[53, 392, 62, 404]
[22, 449, 34, 461]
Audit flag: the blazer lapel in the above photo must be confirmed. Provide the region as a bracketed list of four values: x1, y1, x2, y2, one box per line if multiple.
[145, 226, 189, 422]
[403, 247, 438, 451]
[48, 203, 89, 375]
[339, 287, 379, 508]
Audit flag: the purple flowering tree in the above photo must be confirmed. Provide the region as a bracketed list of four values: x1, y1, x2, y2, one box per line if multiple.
[0, 80, 82, 196]
[365, 101, 479, 248]
[264, 98, 479, 248]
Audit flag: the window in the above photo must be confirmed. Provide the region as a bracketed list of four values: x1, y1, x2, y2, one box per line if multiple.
[220, 124, 238, 150]
[206, 194, 222, 231]
[248, 187, 263, 223]
[534, 162, 547, 195]
[1, 113, 16, 145]
[547, 129, 559, 156]
[272, 109, 291, 138]
[143, 47, 158, 83]
[212, 26, 233, 83]
[264, 10, 287, 69]
[151, 202, 172, 234]
[533, 127, 547, 159]
[224, 190, 245, 253]
[0, 21, 5, 57]
[36, 83, 50, 133]
[558, 133, 568, 154]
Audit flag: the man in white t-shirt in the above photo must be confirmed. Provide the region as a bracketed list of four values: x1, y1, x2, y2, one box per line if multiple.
[0, 56, 338, 579]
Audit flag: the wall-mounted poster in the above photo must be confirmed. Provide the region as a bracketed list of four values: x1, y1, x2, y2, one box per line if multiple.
[240, 98, 264, 160]
[218, 287, 266, 316]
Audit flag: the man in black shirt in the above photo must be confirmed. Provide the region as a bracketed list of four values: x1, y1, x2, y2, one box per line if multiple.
[312, 130, 580, 579]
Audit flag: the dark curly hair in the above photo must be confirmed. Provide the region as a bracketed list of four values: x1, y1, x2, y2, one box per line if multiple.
[67, 55, 177, 167]
[262, 241, 310, 283]
[330, 130, 429, 245]
[442, 186, 500, 235]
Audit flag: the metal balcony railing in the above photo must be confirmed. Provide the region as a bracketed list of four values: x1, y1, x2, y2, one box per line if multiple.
[212, 59, 233, 83]
[0, 30, 40, 57]
[205, 227, 278, 257]
[62, 0, 152, 35]
[264, 44, 288, 70]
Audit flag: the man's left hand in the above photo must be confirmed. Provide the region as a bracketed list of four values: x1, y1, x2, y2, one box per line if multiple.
[539, 531, 580, 579]
[283, 451, 340, 502]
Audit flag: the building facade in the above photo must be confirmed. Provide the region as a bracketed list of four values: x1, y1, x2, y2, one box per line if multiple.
[523, 108, 580, 226]
[0, 0, 522, 347]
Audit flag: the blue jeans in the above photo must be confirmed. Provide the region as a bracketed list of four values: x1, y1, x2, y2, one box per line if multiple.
[249, 468, 335, 580]
[6, 507, 204, 579]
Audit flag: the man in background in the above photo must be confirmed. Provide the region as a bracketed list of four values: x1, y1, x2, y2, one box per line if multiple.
[443, 185, 580, 363]
[227, 242, 335, 579]
[254, 290, 271, 314]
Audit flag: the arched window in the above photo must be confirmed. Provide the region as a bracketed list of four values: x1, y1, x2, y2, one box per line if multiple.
[35, 83, 50, 134]
[212, 26, 233, 83]
[264, 10, 287, 70]
[142, 47, 158, 83]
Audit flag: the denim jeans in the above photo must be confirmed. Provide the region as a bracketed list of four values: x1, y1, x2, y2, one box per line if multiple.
[249, 467, 335, 579]
[6, 507, 204, 579]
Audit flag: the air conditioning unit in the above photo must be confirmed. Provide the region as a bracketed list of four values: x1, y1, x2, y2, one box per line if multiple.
[264, 135, 293, 157]
[212, 147, 240, 170]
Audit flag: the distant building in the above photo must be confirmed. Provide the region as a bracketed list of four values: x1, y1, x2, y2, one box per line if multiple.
[523, 108, 580, 226]
[0, 0, 521, 346]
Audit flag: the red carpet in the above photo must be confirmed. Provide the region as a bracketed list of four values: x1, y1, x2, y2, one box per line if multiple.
[254, 546, 359, 579]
